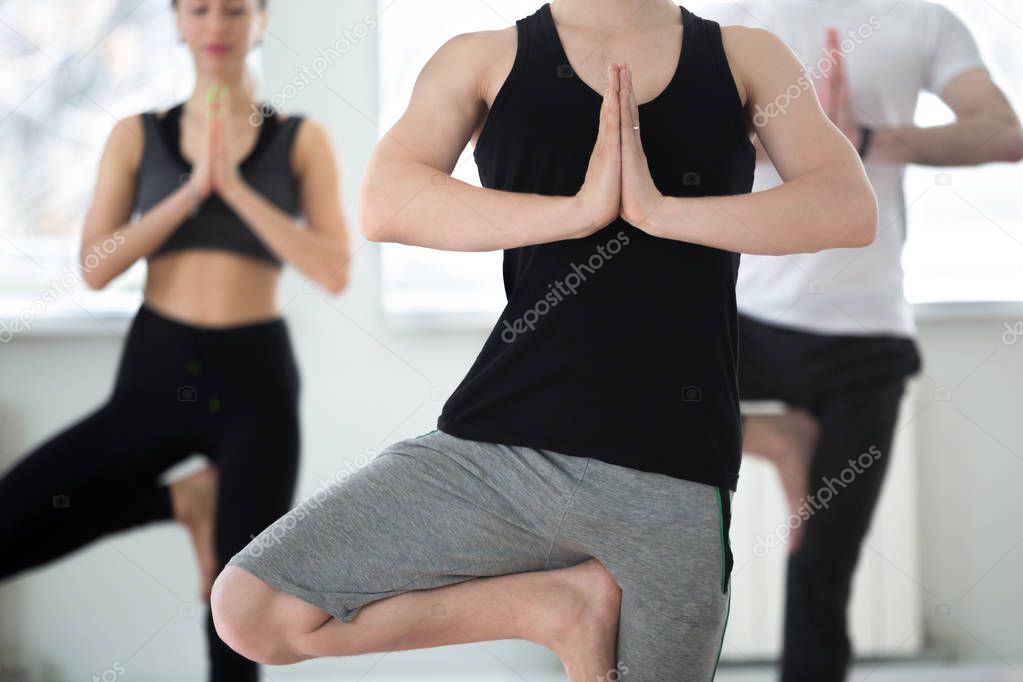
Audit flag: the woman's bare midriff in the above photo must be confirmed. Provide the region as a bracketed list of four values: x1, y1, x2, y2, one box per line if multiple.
[142, 250, 281, 327]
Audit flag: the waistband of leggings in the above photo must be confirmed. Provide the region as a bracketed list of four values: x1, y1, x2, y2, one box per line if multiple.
[136, 301, 288, 339]
[738, 311, 917, 346]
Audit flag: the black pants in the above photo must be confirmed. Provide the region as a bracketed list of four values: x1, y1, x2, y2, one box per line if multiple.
[0, 302, 301, 682]
[737, 312, 923, 682]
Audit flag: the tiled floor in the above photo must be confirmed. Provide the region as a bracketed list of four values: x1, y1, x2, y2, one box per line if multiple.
[280, 662, 1022, 681]
[716, 662, 1023, 681]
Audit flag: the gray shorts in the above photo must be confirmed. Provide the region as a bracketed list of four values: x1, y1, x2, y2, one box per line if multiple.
[227, 429, 734, 680]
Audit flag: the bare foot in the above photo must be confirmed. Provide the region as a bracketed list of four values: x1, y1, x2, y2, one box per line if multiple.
[538, 558, 623, 682]
[744, 408, 820, 552]
[170, 465, 219, 602]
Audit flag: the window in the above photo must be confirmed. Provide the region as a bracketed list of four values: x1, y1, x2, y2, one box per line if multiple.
[377, 2, 528, 326]
[0, 1, 261, 327]
[377, 0, 1022, 325]
[902, 0, 1023, 304]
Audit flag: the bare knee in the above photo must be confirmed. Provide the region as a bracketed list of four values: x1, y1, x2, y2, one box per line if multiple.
[211, 565, 304, 665]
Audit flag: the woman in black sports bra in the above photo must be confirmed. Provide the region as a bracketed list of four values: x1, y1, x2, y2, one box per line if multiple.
[0, 1, 351, 680]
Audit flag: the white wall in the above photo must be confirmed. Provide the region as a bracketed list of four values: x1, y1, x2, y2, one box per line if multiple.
[912, 318, 1023, 663]
[1, 1, 1021, 680]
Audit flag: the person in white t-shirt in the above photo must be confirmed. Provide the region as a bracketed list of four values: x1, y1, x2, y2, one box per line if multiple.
[702, 1, 1023, 679]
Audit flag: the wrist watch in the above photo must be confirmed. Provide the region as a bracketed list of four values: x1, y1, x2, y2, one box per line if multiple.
[857, 125, 874, 159]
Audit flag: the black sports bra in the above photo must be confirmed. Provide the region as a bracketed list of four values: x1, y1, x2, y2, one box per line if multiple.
[132, 101, 305, 268]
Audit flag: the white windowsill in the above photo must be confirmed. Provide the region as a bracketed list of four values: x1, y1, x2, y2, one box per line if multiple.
[383, 300, 1023, 333]
[0, 306, 136, 340]
[2, 300, 1022, 340]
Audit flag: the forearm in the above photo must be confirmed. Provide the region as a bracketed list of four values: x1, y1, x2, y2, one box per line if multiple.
[645, 166, 877, 255]
[221, 179, 350, 292]
[360, 160, 595, 251]
[868, 115, 1023, 166]
[81, 182, 199, 289]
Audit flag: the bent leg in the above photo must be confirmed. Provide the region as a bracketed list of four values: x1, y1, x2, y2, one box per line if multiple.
[0, 396, 195, 581]
[215, 554, 620, 679]
[743, 409, 822, 551]
[780, 379, 908, 682]
[211, 432, 620, 680]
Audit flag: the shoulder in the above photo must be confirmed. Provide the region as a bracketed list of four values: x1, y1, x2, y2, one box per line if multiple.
[103, 111, 147, 172]
[716, 25, 795, 104]
[437, 27, 516, 63]
[892, 0, 958, 18]
[912, 0, 975, 33]
[719, 23, 788, 54]
[288, 114, 324, 147]
[289, 116, 337, 176]
[418, 27, 516, 103]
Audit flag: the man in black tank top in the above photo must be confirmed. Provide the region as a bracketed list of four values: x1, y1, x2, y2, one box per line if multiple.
[355, 1, 876, 678]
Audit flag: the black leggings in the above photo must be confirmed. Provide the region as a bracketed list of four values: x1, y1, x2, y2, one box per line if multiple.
[737, 312, 923, 682]
[0, 302, 301, 682]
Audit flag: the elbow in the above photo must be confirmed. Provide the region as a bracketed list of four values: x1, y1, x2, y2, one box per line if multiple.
[318, 251, 351, 296]
[978, 121, 1023, 163]
[358, 181, 395, 243]
[834, 184, 875, 250]
[359, 205, 387, 243]
[845, 191, 878, 248]
[79, 257, 109, 291]
[1004, 128, 1023, 163]
[811, 186, 877, 252]
[321, 268, 349, 297]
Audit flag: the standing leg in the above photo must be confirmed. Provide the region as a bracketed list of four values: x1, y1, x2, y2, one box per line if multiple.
[780, 379, 908, 682]
[605, 487, 731, 682]
[547, 454, 733, 681]
[205, 401, 300, 682]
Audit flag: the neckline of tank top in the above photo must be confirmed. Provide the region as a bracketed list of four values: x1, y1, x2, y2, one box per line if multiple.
[155, 100, 281, 171]
[540, 2, 690, 110]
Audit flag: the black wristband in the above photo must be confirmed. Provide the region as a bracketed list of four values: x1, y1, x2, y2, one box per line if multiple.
[857, 125, 874, 158]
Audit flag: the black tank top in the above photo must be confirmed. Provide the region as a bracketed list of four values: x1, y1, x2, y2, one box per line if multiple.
[132, 102, 304, 268]
[437, 3, 755, 491]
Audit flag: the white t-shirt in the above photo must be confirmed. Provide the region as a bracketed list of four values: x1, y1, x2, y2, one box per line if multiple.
[701, 0, 987, 337]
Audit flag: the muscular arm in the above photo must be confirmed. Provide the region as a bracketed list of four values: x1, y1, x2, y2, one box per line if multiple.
[80, 116, 202, 289]
[644, 27, 877, 255]
[868, 70, 1023, 165]
[358, 31, 599, 252]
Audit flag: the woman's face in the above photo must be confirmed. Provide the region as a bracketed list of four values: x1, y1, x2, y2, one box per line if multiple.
[175, 0, 265, 70]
